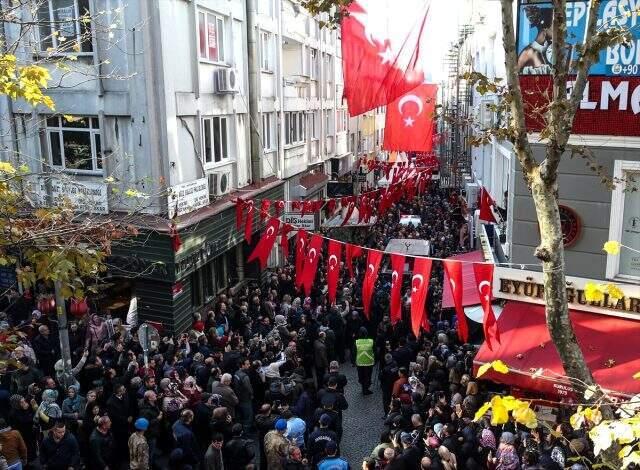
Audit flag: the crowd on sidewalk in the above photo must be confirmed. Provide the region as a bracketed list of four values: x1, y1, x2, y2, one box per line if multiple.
[0, 186, 597, 470]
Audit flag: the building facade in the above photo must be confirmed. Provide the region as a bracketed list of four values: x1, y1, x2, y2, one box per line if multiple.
[0, 0, 381, 332]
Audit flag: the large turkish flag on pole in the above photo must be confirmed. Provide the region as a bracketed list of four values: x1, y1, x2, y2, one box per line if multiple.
[341, 0, 429, 116]
[473, 263, 500, 350]
[442, 260, 469, 342]
[295, 230, 308, 288]
[362, 249, 383, 319]
[247, 218, 280, 269]
[383, 84, 438, 152]
[410, 258, 432, 338]
[389, 254, 405, 325]
[327, 240, 342, 305]
[300, 234, 323, 296]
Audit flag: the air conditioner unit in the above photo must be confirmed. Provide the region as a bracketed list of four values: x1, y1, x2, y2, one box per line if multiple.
[215, 68, 240, 94]
[208, 170, 232, 198]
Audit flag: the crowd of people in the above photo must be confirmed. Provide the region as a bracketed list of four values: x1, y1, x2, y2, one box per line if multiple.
[0, 185, 596, 469]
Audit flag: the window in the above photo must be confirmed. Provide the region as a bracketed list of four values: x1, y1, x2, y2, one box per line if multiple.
[337, 109, 348, 133]
[191, 270, 203, 308]
[284, 112, 305, 145]
[607, 160, 640, 281]
[258, 0, 275, 17]
[260, 31, 274, 72]
[310, 111, 318, 139]
[310, 48, 318, 80]
[262, 113, 275, 151]
[325, 111, 333, 135]
[46, 116, 102, 172]
[198, 10, 225, 62]
[37, 0, 92, 52]
[202, 116, 229, 164]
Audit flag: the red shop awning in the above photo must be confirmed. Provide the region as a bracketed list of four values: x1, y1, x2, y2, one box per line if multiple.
[473, 301, 640, 398]
[441, 250, 485, 309]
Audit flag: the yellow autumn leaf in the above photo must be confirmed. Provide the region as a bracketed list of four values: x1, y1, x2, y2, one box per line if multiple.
[584, 407, 603, 425]
[589, 423, 614, 456]
[476, 362, 493, 378]
[513, 406, 538, 429]
[584, 283, 604, 302]
[570, 407, 585, 430]
[633, 372, 640, 380]
[63, 115, 82, 122]
[473, 402, 491, 422]
[622, 451, 640, 470]
[605, 283, 624, 301]
[492, 360, 509, 374]
[0, 162, 17, 174]
[603, 241, 621, 255]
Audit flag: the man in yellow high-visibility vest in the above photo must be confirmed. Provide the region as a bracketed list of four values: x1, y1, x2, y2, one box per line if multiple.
[355, 327, 374, 395]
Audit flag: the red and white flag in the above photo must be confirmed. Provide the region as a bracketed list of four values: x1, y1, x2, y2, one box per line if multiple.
[259, 199, 271, 221]
[362, 249, 383, 319]
[473, 263, 500, 350]
[235, 198, 245, 230]
[479, 186, 498, 223]
[300, 234, 323, 296]
[342, 0, 430, 116]
[280, 223, 293, 261]
[442, 260, 469, 342]
[341, 197, 357, 226]
[247, 218, 280, 268]
[244, 201, 255, 243]
[390, 254, 405, 325]
[327, 240, 342, 305]
[295, 230, 308, 287]
[411, 257, 432, 338]
[345, 243, 363, 279]
[383, 84, 438, 152]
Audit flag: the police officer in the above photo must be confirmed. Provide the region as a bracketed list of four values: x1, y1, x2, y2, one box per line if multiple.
[355, 327, 374, 395]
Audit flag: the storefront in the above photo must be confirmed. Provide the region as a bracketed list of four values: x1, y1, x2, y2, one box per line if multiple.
[473, 267, 640, 400]
[107, 180, 284, 333]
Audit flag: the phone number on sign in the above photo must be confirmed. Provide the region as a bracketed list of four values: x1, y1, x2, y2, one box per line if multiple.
[611, 64, 640, 75]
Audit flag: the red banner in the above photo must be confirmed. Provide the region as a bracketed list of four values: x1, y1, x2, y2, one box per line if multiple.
[247, 218, 281, 269]
[443, 260, 469, 343]
[327, 240, 342, 305]
[390, 254, 405, 325]
[473, 263, 500, 350]
[345, 244, 363, 280]
[244, 201, 254, 243]
[295, 230, 308, 287]
[411, 258, 432, 338]
[383, 84, 438, 152]
[300, 234, 323, 296]
[280, 223, 293, 261]
[362, 249, 383, 319]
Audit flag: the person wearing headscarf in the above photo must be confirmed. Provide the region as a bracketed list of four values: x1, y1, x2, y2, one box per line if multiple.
[34, 389, 62, 436]
[61, 384, 86, 433]
[488, 431, 520, 470]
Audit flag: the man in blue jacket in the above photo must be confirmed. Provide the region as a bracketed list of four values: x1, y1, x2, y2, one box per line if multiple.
[172, 409, 199, 467]
[317, 441, 349, 470]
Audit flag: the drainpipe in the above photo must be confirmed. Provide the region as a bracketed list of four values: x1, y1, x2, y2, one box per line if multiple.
[246, 0, 262, 184]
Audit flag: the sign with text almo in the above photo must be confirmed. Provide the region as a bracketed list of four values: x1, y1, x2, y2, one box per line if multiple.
[167, 178, 210, 219]
[494, 267, 640, 318]
[283, 212, 315, 231]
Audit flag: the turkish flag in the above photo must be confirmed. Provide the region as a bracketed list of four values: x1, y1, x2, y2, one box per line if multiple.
[383, 84, 438, 152]
[259, 199, 271, 221]
[410, 258, 432, 338]
[280, 223, 293, 261]
[341, 197, 356, 226]
[479, 186, 498, 223]
[248, 218, 281, 268]
[362, 249, 383, 319]
[473, 263, 500, 350]
[390, 254, 405, 325]
[327, 240, 342, 305]
[342, 0, 429, 116]
[300, 234, 323, 296]
[169, 223, 182, 253]
[443, 260, 469, 342]
[295, 230, 308, 287]
[244, 201, 255, 243]
[235, 198, 244, 230]
[345, 243, 363, 279]
[274, 200, 286, 217]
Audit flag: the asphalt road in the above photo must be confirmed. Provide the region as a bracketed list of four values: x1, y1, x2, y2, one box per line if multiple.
[340, 362, 384, 468]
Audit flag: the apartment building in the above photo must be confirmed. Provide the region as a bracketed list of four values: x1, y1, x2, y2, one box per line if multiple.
[0, 0, 373, 332]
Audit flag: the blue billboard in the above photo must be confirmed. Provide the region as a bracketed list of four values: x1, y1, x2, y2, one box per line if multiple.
[517, 0, 640, 76]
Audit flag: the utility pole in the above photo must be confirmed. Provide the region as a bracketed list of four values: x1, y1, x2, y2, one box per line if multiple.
[54, 280, 73, 389]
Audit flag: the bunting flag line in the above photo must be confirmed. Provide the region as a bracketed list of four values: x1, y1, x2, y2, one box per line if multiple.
[411, 257, 432, 338]
[443, 259, 469, 343]
[341, 0, 430, 115]
[362, 249, 383, 319]
[169, 223, 182, 253]
[341, 197, 357, 226]
[479, 186, 498, 223]
[300, 234, 324, 296]
[247, 218, 281, 269]
[327, 240, 342, 305]
[473, 263, 501, 350]
[345, 243, 363, 279]
[244, 201, 254, 243]
[295, 230, 308, 287]
[280, 223, 293, 261]
[260, 200, 271, 221]
[390, 253, 405, 325]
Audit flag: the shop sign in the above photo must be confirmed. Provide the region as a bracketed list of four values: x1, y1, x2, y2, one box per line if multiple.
[34, 177, 109, 214]
[283, 212, 315, 231]
[167, 178, 209, 219]
[175, 239, 222, 277]
[0, 266, 17, 288]
[494, 267, 640, 317]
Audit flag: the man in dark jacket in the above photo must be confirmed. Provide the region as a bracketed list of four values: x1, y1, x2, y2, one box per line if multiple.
[89, 416, 115, 470]
[313, 332, 328, 389]
[106, 383, 131, 467]
[172, 409, 199, 466]
[233, 359, 254, 427]
[10, 357, 43, 395]
[138, 390, 162, 464]
[210, 374, 239, 418]
[32, 325, 58, 376]
[223, 423, 255, 468]
[323, 361, 347, 393]
[307, 414, 338, 465]
[380, 354, 399, 415]
[40, 422, 81, 470]
[398, 432, 422, 469]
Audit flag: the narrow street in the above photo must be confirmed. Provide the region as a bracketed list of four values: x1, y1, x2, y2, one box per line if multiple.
[340, 362, 384, 467]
